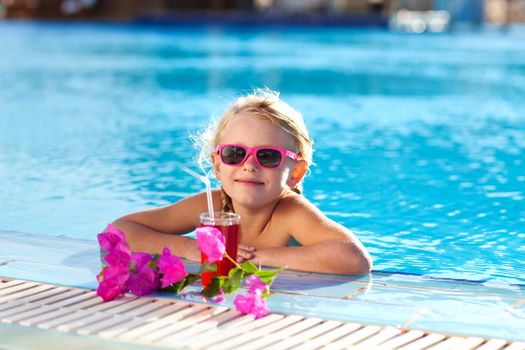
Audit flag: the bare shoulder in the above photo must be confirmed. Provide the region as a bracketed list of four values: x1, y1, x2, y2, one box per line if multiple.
[276, 192, 324, 218]
[275, 192, 355, 245]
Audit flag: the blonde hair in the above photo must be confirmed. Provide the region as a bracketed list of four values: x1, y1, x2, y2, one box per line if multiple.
[195, 88, 314, 210]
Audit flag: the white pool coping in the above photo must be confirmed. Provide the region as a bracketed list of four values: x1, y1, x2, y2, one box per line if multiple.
[0, 229, 524, 346]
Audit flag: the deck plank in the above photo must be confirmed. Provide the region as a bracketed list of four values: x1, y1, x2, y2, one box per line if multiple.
[158, 309, 242, 347]
[299, 323, 363, 350]
[207, 315, 306, 350]
[397, 333, 447, 350]
[186, 314, 281, 349]
[264, 320, 344, 350]
[426, 336, 468, 350]
[379, 330, 426, 349]
[0, 281, 39, 297]
[351, 326, 403, 348]
[476, 339, 510, 350]
[321, 325, 382, 350]
[237, 317, 325, 350]
[1, 278, 523, 350]
[505, 342, 525, 350]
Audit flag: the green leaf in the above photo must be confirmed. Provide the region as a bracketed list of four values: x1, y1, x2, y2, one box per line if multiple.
[240, 261, 258, 274]
[202, 277, 224, 298]
[254, 266, 286, 285]
[223, 268, 243, 294]
[151, 253, 161, 262]
[129, 260, 137, 273]
[163, 273, 201, 294]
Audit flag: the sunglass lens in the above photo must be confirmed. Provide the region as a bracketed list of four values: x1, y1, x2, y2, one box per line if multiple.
[256, 149, 282, 168]
[221, 146, 247, 165]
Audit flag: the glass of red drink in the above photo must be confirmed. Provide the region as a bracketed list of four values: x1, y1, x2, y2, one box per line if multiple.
[199, 211, 240, 286]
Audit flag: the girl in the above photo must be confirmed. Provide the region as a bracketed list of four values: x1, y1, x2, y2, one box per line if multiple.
[112, 89, 372, 275]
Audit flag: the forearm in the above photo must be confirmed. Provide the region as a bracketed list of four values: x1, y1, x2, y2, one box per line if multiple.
[111, 219, 200, 261]
[253, 240, 372, 275]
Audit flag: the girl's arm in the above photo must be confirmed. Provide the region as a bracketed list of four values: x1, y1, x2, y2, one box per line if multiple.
[111, 191, 217, 261]
[253, 196, 372, 275]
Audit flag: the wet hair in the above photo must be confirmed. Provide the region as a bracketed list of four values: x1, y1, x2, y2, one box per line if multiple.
[195, 88, 314, 211]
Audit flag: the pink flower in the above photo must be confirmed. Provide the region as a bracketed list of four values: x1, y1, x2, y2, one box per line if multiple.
[130, 252, 152, 269]
[125, 253, 159, 296]
[97, 224, 126, 251]
[104, 242, 131, 267]
[245, 275, 267, 296]
[157, 248, 188, 288]
[212, 288, 225, 303]
[196, 226, 225, 263]
[233, 292, 269, 319]
[96, 265, 129, 301]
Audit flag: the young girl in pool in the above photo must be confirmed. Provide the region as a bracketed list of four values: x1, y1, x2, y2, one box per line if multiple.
[112, 89, 372, 275]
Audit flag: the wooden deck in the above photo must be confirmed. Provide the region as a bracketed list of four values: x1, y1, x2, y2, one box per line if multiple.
[1, 278, 524, 350]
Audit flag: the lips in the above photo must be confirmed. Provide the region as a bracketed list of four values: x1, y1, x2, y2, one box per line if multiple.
[235, 178, 264, 186]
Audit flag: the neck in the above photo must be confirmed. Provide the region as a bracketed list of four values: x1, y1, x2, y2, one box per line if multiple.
[232, 192, 288, 241]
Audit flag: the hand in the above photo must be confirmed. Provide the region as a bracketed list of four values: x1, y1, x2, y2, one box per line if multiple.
[237, 244, 256, 263]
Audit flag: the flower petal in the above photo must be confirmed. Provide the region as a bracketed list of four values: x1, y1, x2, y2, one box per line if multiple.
[196, 226, 226, 263]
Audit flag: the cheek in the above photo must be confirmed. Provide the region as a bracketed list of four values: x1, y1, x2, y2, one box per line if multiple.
[217, 164, 235, 183]
[274, 167, 292, 186]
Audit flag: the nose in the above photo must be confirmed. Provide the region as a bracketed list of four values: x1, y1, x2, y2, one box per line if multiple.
[242, 153, 259, 171]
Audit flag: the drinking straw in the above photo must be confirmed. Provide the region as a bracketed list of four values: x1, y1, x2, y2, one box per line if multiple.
[183, 167, 214, 219]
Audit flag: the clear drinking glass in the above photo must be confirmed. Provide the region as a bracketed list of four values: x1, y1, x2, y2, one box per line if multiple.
[199, 211, 240, 286]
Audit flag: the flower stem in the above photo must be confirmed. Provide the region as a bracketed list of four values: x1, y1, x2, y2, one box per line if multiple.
[224, 253, 241, 268]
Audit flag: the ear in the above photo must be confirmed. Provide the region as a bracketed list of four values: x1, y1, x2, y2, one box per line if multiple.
[211, 152, 222, 181]
[287, 160, 308, 188]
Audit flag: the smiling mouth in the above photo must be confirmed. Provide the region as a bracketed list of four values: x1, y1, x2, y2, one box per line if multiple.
[235, 179, 264, 186]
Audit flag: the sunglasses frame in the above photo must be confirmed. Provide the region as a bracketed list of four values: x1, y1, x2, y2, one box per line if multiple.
[216, 144, 299, 169]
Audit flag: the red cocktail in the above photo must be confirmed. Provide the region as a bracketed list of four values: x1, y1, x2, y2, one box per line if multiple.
[200, 212, 240, 286]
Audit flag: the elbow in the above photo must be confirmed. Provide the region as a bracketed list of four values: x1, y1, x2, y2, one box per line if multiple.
[326, 242, 373, 275]
[344, 245, 373, 276]
[354, 253, 373, 275]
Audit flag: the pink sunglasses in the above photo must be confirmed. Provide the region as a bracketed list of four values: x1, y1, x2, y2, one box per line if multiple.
[216, 144, 298, 169]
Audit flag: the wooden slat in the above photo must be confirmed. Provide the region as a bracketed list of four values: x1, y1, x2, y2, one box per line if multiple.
[77, 313, 132, 336]
[237, 317, 325, 350]
[207, 315, 306, 350]
[117, 303, 210, 341]
[17, 290, 89, 326]
[0, 281, 38, 297]
[426, 336, 469, 350]
[1, 278, 523, 350]
[4, 286, 70, 304]
[476, 339, 509, 350]
[397, 333, 447, 350]
[158, 309, 242, 347]
[185, 314, 280, 349]
[0, 284, 54, 303]
[351, 326, 403, 348]
[14, 294, 101, 326]
[459, 337, 491, 350]
[299, 323, 363, 350]
[22, 288, 84, 306]
[379, 330, 426, 349]
[0, 287, 69, 313]
[0, 280, 26, 290]
[138, 306, 229, 343]
[264, 320, 344, 350]
[321, 325, 382, 350]
[505, 342, 525, 350]
[97, 302, 197, 339]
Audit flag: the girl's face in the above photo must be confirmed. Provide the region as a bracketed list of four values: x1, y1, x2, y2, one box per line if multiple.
[212, 112, 301, 210]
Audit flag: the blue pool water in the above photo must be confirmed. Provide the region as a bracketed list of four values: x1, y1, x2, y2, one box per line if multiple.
[1, 21, 524, 285]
